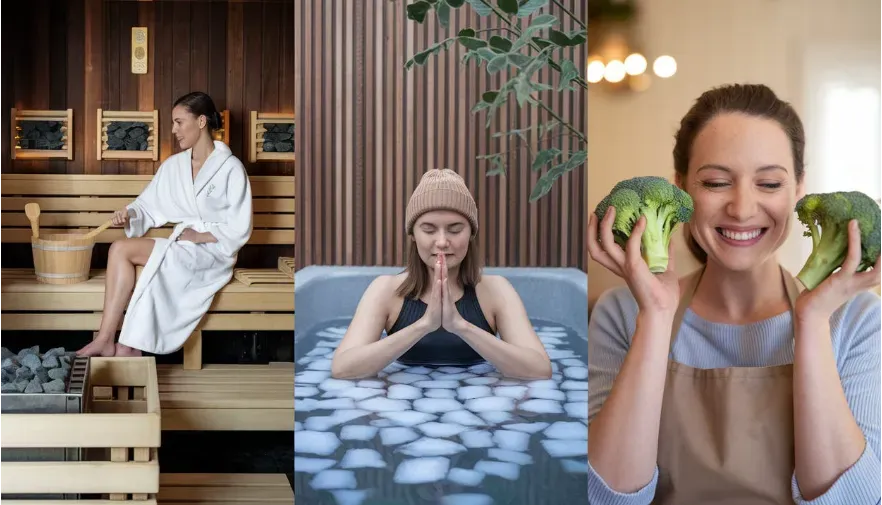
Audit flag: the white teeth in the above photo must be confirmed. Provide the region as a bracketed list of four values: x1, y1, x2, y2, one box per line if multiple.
[720, 229, 762, 241]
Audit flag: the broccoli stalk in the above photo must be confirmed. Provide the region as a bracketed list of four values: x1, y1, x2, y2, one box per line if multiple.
[594, 176, 694, 274]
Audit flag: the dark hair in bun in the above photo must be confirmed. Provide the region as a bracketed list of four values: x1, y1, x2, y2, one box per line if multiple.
[173, 91, 222, 132]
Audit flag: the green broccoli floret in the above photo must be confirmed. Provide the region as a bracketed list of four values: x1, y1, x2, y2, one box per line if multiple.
[594, 176, 694, 273]
[795, 191, 881, 290]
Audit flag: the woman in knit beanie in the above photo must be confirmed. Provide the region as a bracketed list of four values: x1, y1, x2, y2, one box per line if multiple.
[330, 168, 552, 379]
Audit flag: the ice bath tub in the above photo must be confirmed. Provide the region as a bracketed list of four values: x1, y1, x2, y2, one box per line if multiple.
[294, 266, 588, 505]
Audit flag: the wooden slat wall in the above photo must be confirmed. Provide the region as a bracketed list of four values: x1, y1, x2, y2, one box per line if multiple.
[1, 0, 295, 177]
[295, 0, 587, 269]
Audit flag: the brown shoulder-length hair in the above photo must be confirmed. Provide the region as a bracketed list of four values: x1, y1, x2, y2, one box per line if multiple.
[673, 83, 806, 263]
[395, 232, 483, 300]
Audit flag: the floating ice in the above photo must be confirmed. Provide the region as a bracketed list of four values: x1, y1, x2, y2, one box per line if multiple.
[382, 362, 407, 374]
[307, 347, 332, 357]
[502, 422, 549, 434]
[331, 490, 370, 505]
[319, 378, 355, 391]
[296, 371, 332, 384]
[519, 399, 563, 414]
[489, 448, 534, 465]
[479, 411, 512, 425]
[561, 358, 586, 368]
[541, 439, 587, 458]
[340, 425, 378, 441]
[335, 387, 385, 401]
[459, 430, 494, 449]
[295, 431, 340, 456]
[294, 457, 336, 473]
[437, 366, 466, 374]
[494, 386, 527, 399]
[434, 372, 476, 381]
[406, 366, 433, 375]
[440, 410, 486, 427]
[468, 363, 496, 374]
[326, 326, 347, 335]
[544, 421, 587, 440]
[295, 399, 319, 412]
[397, 437, 467, 457]
[393, 457, 449, 484]
[464, 397, 514, 412]
[357, 380, 385, 389]
[340, 448, 386, 469]
[493, 430, 530, 452]
[386, 372, 425, 384]
[307, 360, 333, 371]
[425, 389, 456, 399]
[356, 397, 411, 412]
[495, 379, 524, 387]
[474, 460, 520, 480]
[416, 422, 469, 438]
[539, 336, 564, 345]
[552, 373, 563, 381]
[457, 385, 492, 400]
[387, 384, 422, 400]
[305, 410, 369, 431]
[413, 398, 464, 414]
[464, 377, 498, 386]
[314, 398, 357, 410]
[528, 387, 566, 401]
[294, 386, 319, 398]
[564, 402, 588, 419]
[540, 326, 565, 332]
[440, 494, 493, 505]
[412, 380, 459, 389]
[547, 349, 576, 359]
[447, 468, 485, 487]
[380, 427, 419, 446]
[564, 367, 588, 380]
[560, 459, 589, 473]
[294, 422, 302, 431]
[377, 411, 436, 427]
[316, 340, 339, 348]
[528, 379, 558, 389]
[567, 390, 588, 402]
[370, 419, 394, 428]
[560, 381, 588, 391]
[310, 469, 356, 490]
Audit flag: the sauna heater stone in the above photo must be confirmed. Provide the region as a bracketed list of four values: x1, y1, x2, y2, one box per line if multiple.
[17, 121, 64, 150]
[262, 123, 295, 153]
[106, 121, 149, 151]
[1, 351, 90, 501]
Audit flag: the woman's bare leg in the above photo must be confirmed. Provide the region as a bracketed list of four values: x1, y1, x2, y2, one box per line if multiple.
[76, 238, 155, 357]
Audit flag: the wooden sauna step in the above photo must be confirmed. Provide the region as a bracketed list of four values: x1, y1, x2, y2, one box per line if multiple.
[157, 473, 293, 503]
[277, 256, 295, 277]
[233, 268, 293, 286]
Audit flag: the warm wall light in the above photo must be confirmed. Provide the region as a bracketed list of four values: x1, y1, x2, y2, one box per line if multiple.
[624, 53, 647, 75]
[653, 55, 677, 78]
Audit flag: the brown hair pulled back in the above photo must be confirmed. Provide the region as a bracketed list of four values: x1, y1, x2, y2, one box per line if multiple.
[672, 83, 806, 262]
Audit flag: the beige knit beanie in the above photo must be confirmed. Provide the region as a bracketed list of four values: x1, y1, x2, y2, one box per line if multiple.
[405, 168, 478, 235]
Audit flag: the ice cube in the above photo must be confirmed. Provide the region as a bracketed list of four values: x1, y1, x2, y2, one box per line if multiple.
[294, 386, 319, 398]
[440, 410, 486, 427]
[315, 340, 339, 348]
[386, 372, 426, 384]
[336, 387, 385, 401]
[295, 399, 319, 412]
[502, 422, 549, 434]
[488, 448, 533, 465]
[564, 402, 588, 419]
[519, 399, 563, 414]
[547, 349, 576, 359]
[294, 422, 303, 431]
[340, 425, 378, 441]
[560, 459, 589, 473]
[310, 469, 356, 490]
[356, 397, 411, 412]
[307, 360, 333, 371]
[371, 419, 394, 428]
[561, 358, 586, 368]
[468, 363, 496, 374]
[438, 372, 477, 381]
[412, 380, 459, 389]
[528, 388, 566, 401]
[495, 379, 524, 387]
[458, 385, 492, 400]
[295, 431, 340, 456]
[464, 377, 498, 386]
[544, 421, 587, 440]
[459, 430, 494, 448]
[340, 448, 387, 469]
[539, 336, 564, 345]
[393, 457, 450, 484]
[296, 371, 332, 384]
[425, 389, 456, 399]
[397, 437, 468, 457]
[307, 347, 330, 357]
[415, 422, 469, 438]
[406, 366, 433, 375]
[294, 457, 336, 473]
[494, 386, 527, 399]
[387, 384, 422, 400]
[493, 430, 530, 452]
[437, 366, 466, 374]
[378, 411, 437, 427]
[527, 379, 558, 389]
[447, 468, 485, 487]
[479, 411, 512, 425]
[314, 398, 357, 410]
[319, 378, 356, 391]
[540, 439, 587, 458]
[560, 381, 588, 390]
[474, 460, 520, 480]
[567, 390, 588, 402]
[413, 398, 464, 413]
[464, 397, 514, 412]
[563, 367, 588, 380]
[357, 380, 385, 389]
[380, 427, 419, 445]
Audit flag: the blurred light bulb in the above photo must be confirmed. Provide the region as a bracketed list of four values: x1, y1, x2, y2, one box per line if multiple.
[586, 60, 605, 83]
[604, 60, 626, 83]
[624, 53, 647, 75]
[653, 55, 677, 78]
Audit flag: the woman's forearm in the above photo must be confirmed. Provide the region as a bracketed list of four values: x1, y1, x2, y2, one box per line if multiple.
[587, 311, 673, 493]
[331, 320, 432, 379]
[198, 231, 218, 243]
[452, 320, 552, 379]
[792, 315, 867, 500]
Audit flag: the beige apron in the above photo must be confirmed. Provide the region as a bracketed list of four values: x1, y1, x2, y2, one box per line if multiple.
[654, 265, 801, 505]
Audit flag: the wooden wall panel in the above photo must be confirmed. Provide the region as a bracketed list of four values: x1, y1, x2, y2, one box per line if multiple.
[1, 0, 295, 177]
[296, 0, 587, 269]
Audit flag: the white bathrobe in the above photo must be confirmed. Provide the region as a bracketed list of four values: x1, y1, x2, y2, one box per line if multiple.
[117, 141, 253, 354]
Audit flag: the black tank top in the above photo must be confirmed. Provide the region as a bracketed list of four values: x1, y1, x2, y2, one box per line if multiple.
[388, 284, 495, 366]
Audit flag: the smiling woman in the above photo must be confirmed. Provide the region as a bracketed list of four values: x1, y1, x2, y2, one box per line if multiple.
[330, 169, 553, 381]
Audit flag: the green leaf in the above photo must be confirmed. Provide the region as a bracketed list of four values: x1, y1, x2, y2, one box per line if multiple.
[529, 176, 555, 201]
[487, 55, 509, 74]
[532, 147, 561, 172]
[465, 0, 493, 16]
[507, 53, 532, 69]
[489, 35, 513, 53]
[530, 150, 587, 200]
[538, 120, 559, 137]
[457, 36, 489, 50]
[567, 28, 587, 45]
[557, 59, 579, 91]
[531, 36, 552, 50]
[482, 91, 499, 103]
[498, 0, 519, 15]
[436, 1, 451, 28]
[517, 0, 548, 17]
[458, 28, 476, 37]
[548, 29, 571, 47]
[405, 39, 455, 70]
[406, 1, 433, 23]
[471, 101, 492, 113]
[528, 13, 558, 28]
[476, 48, 498, 61]
[448, 0, 466, 7]
[514, 77, 533, 107]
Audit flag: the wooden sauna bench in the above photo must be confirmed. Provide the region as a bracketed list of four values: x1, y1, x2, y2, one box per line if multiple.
[158, 473, 294, 504]
[1, 174, 295, 431]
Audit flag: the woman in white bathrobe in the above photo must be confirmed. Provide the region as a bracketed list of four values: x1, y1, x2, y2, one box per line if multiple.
[77, 92, 253, 357]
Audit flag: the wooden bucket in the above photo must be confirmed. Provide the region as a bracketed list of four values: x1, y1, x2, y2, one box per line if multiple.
[31, 233, 96, 285]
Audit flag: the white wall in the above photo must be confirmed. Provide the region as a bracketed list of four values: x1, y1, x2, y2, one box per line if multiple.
[587, 0, 881, 306]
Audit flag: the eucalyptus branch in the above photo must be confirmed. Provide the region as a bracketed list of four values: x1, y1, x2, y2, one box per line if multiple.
[550, 0, 585, 29]
[535, 101, 585, 142]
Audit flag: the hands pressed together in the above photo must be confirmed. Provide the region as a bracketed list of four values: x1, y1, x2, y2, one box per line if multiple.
[420, 253, 467, 334]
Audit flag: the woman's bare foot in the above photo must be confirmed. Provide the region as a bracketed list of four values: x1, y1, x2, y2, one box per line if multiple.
[76, 338, 116, 357]
[115, 343, 142, 357]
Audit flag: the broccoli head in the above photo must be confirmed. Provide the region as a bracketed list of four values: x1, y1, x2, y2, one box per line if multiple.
[594, 176, 694, 273]
[795, 191, 881, 290]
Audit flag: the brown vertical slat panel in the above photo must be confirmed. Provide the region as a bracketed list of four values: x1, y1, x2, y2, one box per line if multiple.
[226, 2, 244, 161]
[295, 0, 587, 269]
[155, 0, 174, 168]
[103, 0, 120, 174]
[189, 2, 210, 97]
[207, 2, 227, 113]
[67, 0, 86, 175]
[137, 2, 155, 176]
[171, 2, 190, 158]
[118, 1, 139, 176]
[48, 0, 68, 175]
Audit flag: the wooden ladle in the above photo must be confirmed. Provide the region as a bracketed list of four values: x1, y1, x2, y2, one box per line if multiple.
[83, 218, 115, 240]
[24, 203, 40, 239]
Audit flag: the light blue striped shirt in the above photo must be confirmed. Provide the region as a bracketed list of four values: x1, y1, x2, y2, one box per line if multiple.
[587, 285, 881, 505]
